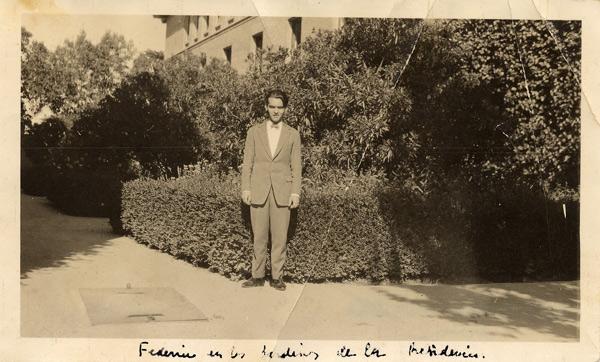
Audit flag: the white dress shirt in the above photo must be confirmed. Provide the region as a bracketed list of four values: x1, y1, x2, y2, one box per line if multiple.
[267, 120, 282, 158]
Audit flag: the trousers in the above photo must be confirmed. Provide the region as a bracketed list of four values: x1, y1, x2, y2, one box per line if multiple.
[250, 186, 290, 279]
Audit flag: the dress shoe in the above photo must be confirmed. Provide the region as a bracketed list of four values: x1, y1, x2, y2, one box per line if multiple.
[241, 278, 264, 288]
[269, 279, 286, 291]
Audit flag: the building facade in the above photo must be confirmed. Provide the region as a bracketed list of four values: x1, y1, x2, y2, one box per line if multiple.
[155, 16, 343, 73]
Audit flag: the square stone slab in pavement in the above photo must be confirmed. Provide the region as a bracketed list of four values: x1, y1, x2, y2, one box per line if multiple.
[79, 287, 207, 325]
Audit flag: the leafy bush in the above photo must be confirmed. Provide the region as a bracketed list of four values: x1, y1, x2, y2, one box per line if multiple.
[121, 171, 250, 275]
[122, 169, 577, 282]
[45, 167, 122, 217]
[122, 171, 434, 282]
[22, 116, 68, 166]
[69, 72, 207, 179]
[468, 185, 579, 281]
[21, 116, 68, 196]
[21, 164, 55, 197]
[453, 20, 581, 202]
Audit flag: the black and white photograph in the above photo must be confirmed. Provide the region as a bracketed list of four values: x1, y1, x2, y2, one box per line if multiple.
[3, 0, 600, 360]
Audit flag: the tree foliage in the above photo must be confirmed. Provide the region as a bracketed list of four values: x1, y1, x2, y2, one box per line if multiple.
[131, 49, 165, 75]
[21, 29, 135, 120]
[21, 27, 52, 123]
[21, 18, 580, 205]
[328, 18, 579, 201]
[22, 116, 68, 165]
[455, 20, 580, 201]
[129, 18, 578, 202]
[68, 71, 207, 178]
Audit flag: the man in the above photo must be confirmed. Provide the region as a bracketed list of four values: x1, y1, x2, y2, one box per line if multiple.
[240, 89, 302, 291]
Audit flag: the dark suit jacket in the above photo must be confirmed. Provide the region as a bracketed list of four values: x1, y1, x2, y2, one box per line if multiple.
[241, 121, 302, 206]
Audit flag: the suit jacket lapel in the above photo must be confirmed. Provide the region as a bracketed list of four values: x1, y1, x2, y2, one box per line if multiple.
[272, 124, 289, 160]
[256, 122, 271, 159]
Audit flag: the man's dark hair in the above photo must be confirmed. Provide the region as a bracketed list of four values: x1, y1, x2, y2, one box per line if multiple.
[264, 89, 289, 108]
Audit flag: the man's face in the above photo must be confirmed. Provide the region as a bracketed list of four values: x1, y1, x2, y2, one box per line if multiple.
[265, 97, 286, 123]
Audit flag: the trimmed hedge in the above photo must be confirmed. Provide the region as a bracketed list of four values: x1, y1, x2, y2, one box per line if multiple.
[121, 171, 578, 283]
[45, 168, 123, 218]
[21, 164, 54, 197]
[122, 172, 435, 282]
[21, 161, 131, 233]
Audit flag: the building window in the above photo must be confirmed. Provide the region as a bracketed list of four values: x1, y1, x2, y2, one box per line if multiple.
[253, 32, 263, 52]
[223, 46, 232, 64]
[289, 17, 302, 49]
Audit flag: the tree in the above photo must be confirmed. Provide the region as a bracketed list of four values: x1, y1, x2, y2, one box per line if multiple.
[21, 29, 135, 121]
[68, 71, 207, 178]
[52, 31, 135, 116]
[453, 20, 580, 201]
[334, 19, 580, 202]
[131, 49, 165, 75]
[159, 51, 208, 118]
[21, 27, 53, 128]
[338, 18, 422, 71]
[22, 116, 68, 166]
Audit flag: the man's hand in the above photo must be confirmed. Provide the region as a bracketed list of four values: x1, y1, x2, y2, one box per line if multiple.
[242, 190, 252, 205]
[288, 194, 300, 209]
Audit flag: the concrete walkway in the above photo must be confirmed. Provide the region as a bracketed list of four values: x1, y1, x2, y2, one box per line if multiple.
[20, 194, 579, 340]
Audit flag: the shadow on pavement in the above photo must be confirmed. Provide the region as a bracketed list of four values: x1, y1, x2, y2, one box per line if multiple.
[20, 194, 115, 278]
[375, 281, 579, 340]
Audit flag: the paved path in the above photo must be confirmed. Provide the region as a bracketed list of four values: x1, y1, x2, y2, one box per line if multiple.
[20, 194, 579, 340]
